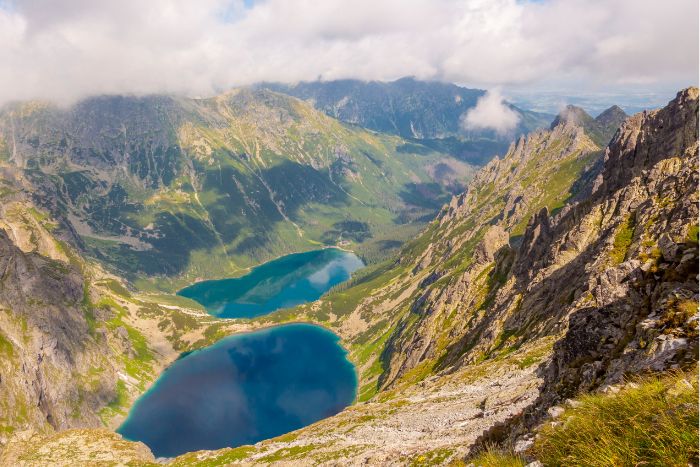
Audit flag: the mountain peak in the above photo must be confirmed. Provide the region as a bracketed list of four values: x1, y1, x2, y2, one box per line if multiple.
[549, 103, 629, 147]
[595, 104, 627, 126]
[549, 104, 594, 130]
[596, 104, 625, 117]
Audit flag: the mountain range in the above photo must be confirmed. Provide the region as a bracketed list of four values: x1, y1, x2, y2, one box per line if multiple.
[0, 87, 479, 288]
[265, 78, 554, 165]
[0, 80, 695, 466]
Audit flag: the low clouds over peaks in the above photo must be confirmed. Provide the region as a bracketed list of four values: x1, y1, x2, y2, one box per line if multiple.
[0, 0, 697, 104]
[462, 89, 520, 135]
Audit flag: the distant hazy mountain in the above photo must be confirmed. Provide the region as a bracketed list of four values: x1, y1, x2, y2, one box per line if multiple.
[507, 89, 678, 115]
[263, 78, 554, 164]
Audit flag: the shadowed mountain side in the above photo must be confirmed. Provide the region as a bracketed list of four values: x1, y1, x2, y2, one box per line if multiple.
[263, 78, 553, 148]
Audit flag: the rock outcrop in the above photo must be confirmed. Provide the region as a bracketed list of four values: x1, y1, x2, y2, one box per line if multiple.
[0, 229, 119, 434]
[535, 87, 698, 404]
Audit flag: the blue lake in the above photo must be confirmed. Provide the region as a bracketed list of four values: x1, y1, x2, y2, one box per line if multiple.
[117, 324, 357, 458]
[117, 249, 363, 458]
[177, 248, 364, 319]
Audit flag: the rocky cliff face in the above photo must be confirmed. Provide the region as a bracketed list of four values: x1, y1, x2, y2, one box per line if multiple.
[0, 227, 119, 435]
[535, 87, 698, 405]
[375, 89, 696, 399]
[0, 182, 220, 447]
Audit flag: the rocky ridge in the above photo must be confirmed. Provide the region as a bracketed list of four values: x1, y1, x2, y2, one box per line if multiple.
[535, 86, 698, 404]
[373, 89, 694, 402]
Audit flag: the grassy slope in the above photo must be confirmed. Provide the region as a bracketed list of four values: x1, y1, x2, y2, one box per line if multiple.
[0, 89, 474, 292]
[469, 368, 699, 467]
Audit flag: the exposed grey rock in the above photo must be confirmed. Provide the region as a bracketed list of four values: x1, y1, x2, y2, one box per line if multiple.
[536, 88, 699, 407]
[513, 434, 536, 453]
[0, 229, 123, 434]
[659, 233, 682, 262]
[546, 406, 565, 419]
[474, 225, 509, 264]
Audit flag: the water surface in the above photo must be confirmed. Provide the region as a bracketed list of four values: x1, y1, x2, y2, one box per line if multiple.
[177, 248, 364, 318]
[117, 324, 357, 458]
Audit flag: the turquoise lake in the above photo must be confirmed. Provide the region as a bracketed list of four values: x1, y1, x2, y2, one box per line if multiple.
[117, 249, 362, 458]
[117, 324, 357, 458]
[177, 248, 364, 318]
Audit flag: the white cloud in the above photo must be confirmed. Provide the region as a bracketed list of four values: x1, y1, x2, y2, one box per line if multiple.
[0, 0, 697, 105]
[462, 89, 520, 134]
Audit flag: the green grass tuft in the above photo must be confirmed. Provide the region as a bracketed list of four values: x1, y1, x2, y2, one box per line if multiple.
[102, 380, 129, 418]
[469, 444, 526, 467]
[258, 444, 320, 462]
[409, 447, 458, 466]
[687, 224, 699, 244]
[170, 446, 257, 466]
[532, 369, 699, 466]
[609, 213, 635, 264]
[0, 331, 14, 357]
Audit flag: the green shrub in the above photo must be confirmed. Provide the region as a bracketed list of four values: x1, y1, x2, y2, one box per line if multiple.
[687, 224, 699, 244]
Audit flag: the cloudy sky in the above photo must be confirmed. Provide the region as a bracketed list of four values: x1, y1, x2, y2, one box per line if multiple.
[0, 0, 697, 105]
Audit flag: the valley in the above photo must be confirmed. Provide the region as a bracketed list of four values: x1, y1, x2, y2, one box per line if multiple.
[0, 88, 474, 289]
[0, 82, 696, 466]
